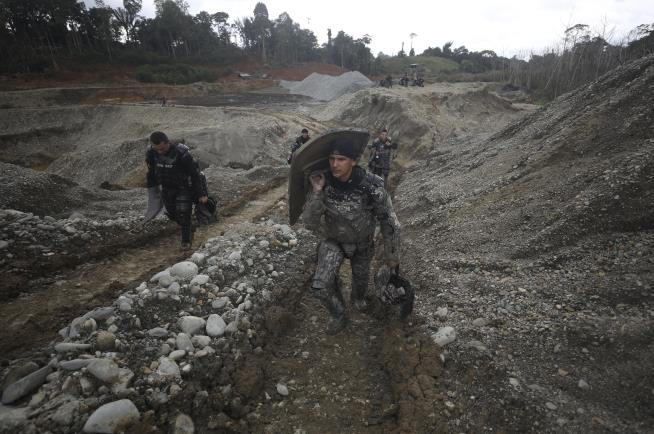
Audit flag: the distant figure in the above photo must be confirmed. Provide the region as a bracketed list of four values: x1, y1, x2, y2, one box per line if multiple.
[367, 128, 396, 188]
[161, 96, 166, 107]
[145, 131, 211, 250]
[287, 128, 311, 164]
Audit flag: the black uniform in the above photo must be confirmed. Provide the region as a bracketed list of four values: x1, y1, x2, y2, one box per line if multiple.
[146, 143, 207, 243]
[288, 134, 310, 164]
[367, 138, 394, 187]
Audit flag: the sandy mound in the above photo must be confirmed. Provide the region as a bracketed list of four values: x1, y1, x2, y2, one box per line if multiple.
[280, 71, 373, 101]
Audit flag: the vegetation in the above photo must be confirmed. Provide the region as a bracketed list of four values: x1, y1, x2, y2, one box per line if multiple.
[417, 24, 654, 100]
[134, 64, 215, 84]
[372, 55, 459, 76]
[0, 0, 374, 81]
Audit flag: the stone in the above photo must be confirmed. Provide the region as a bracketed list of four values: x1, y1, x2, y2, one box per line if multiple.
[212, 297, 230, 310]
[190, 253, 206, 265]
[206, 314, 227, 337]
[52, 399, 81, 427]
[178, 316, 206, 335]
[276, 383, 289, 396]
[156, 358, 180, 379]
[176, 334, 193, 352]
[96, 331, 116, 351]
[190, 274, 209, 286]
[60, 359, 95, 371]
[225, 321, 239, 334]
[86, 359, 120, 384]
[170, 262, 198, 281]
[545, 402, 557, 410]
[472, 318, 489, 327]
[191, 335, 211, 348]
[82, 399, 140, 433]
[151, 269, 170, 283]
[173, 413, 195, 434]
[435, 307, 448, 318]
[168, 350, 186, 361]
[1, 364, 53, 404]
[578, 379, 590, 390]
[0, 405, 28, 432]
[159, 275, 173, 288]
[111, 369, 135, 395]
[1, 362, 39, 392]
[431, 326, 456, 347]
[148, 327, 169, 338]
[55, 343, 92, 353]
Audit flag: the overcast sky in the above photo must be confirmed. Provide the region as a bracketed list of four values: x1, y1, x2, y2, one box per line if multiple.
[91, 0, 653, 57]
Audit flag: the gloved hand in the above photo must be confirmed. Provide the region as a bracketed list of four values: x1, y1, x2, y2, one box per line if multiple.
[144, 186, 163, 222]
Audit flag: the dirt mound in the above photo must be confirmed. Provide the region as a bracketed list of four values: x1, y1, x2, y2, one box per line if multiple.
[394, 55, 654, 432]
[396, 54, 654, 257]
[0, 162, 110, 216]
[314, 82, 531, 159]
[0, 105, 323, 187]
[281, 71, 373, 101]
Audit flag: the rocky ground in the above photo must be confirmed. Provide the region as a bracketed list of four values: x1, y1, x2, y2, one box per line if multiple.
[0, 58, 652, 433]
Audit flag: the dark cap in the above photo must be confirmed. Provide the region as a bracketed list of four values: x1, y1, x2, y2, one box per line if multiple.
[301, 128, 309, 134]
[150, 131, 169, 144]
[381, 128, 388, 133]
[329, 138, 358, 160]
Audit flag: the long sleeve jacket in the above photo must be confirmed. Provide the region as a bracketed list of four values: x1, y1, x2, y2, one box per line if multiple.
[146, 143, 207, 198]
[302, 166, 400, 262]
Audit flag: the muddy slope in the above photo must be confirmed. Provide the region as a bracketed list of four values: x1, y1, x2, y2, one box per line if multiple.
[394, 55, 654, 432]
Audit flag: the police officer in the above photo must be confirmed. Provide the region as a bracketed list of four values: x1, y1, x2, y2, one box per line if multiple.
[302, 139, 400, 334]
[287, 128, 311, 164]
[367, 128, 395, 188]
[146, 131, 208, 250]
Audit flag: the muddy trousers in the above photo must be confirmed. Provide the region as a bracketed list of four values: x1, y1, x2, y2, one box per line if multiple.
[162, 188, 193, 243]
[311, 239, 374, 318]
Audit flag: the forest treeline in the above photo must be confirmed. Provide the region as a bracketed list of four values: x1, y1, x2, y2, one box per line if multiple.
[1, 0, 652, 100]
[0, 0, 373, 74]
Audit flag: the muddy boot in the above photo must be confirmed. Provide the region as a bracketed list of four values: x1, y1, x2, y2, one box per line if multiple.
[326, 314, 348, 335]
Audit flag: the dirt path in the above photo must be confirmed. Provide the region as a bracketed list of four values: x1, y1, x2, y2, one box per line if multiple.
[0, 182, 289, 362]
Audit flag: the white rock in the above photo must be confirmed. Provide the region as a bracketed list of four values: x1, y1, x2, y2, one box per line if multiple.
[156, 357, 181, 379]
[173, 413, 195, 434]
[190, 274, 209, 286]
[150, 269, 170, 283]
[191, 335, 211, 347]
[276, 383, 289, 396]
[472, 318, 489, 327]
[225, 321, 239, 334]
[178, 316, 206, 335]
[159, 275, 173, 288]
[578, 379, 590, 390]
[228, 251, 242, 261]
[86, 359, 120, 384]
[82, 399, 140, 433]
[168, 350, 186, 361]
[211, 297, 230, 309]
[190, 253, 206, 265]
[435, 307, 448, 318]
[170, 261, 198, 281]
[432, 326, 456, 347]
[176, 333, 194, 352]
[206, 314, 226, 337]
[148, 327, 169, 338]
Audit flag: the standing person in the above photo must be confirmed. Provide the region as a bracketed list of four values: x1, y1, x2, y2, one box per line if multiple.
[302, 139, 400, 334]
[287, 128, 311, 164]
[367, 128, 395, 188]
[146, 131, 208, 250]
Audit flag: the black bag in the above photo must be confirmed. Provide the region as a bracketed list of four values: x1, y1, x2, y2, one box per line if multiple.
[375, 265, 415, 319]
[196, 196, 218, 225]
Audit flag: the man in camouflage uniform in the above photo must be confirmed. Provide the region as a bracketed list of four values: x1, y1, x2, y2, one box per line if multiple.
[367, 128, 395, 188]
[302, 139, 401, 334]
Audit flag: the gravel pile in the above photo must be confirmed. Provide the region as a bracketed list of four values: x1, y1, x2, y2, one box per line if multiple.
[396, 54, 654, 432]
[281, 71, 373, 101]
[0, 218, 316, 433]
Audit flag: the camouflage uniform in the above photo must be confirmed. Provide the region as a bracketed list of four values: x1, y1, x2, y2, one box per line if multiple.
[302, 166, 400, 322]
[367, 138, 394, 188]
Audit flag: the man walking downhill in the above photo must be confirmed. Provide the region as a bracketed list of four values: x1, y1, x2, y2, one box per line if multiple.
[367, 128, 395, 188]
[302, 139, 401, 334]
